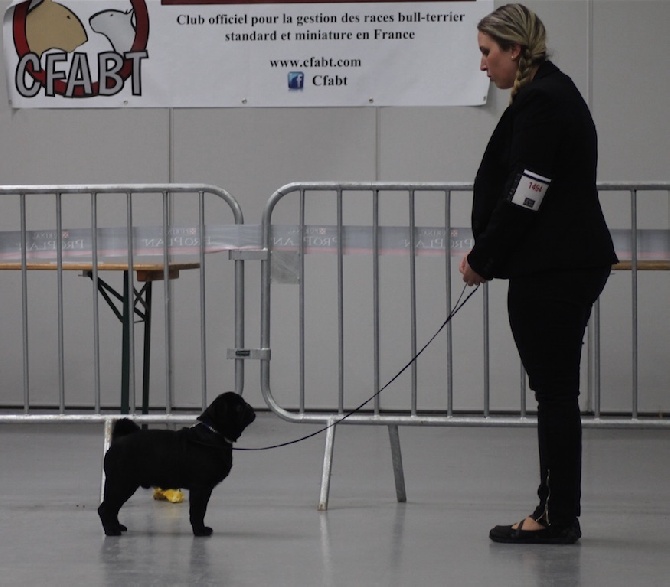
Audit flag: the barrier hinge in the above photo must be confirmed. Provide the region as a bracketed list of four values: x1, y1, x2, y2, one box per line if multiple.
[227, 348, 271, 360]
[228, 250, 269, 261]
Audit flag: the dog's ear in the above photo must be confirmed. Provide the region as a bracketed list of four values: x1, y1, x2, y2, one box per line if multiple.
[198, 392, 237, 426]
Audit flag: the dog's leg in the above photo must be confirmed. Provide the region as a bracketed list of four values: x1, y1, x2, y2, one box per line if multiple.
[99, 477, 139, 536]
[189, 486, 214, 536]
[98, 502, 127, 536]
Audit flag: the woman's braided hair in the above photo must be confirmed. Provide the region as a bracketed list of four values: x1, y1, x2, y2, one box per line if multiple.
[477, 4, 547, 102]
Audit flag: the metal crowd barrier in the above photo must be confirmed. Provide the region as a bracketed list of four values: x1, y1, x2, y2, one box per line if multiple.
[0, 184, 246, 427]
[1, 181, 669, 511]
[257, 182, 670, 509]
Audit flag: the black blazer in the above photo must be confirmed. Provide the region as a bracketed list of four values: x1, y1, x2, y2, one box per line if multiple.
[467, 61, 618, 279]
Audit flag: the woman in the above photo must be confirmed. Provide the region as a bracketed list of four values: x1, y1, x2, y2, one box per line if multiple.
[460, 4, 618, 544]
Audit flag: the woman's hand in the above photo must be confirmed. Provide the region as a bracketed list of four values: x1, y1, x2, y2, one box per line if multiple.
[459, 256, 488, 286]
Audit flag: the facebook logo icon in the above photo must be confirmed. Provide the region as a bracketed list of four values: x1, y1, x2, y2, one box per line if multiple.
[288, 71, 304, 91]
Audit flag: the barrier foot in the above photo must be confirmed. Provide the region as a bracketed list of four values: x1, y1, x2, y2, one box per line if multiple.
[388, 424, 407, 503]
[318, 419, 337, 511]
[100, 418, 113, 503]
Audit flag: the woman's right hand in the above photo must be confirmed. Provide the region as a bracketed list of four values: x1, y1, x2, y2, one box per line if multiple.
[460, 256, 488, 287]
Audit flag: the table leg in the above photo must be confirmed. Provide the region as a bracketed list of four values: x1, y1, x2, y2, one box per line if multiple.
[120, 271, 131, 414]
[142, 282, 153, 416]
[85, 269, 157, 416]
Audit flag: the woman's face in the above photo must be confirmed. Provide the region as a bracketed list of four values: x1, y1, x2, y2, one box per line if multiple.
[478, 31, 520, 90]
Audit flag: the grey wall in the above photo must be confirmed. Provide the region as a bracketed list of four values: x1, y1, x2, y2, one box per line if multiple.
[1, 1, 669, 413]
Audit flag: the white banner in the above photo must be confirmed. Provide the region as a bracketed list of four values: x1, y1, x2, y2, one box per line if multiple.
[3, 0, 492, 108]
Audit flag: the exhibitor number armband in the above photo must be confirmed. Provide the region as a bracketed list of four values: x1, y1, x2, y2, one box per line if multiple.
[507, 169, 552, 212]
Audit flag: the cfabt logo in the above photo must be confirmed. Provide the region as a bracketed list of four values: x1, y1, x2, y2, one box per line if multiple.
[287, 71, 304, 91]
[11, 0, 150, 99]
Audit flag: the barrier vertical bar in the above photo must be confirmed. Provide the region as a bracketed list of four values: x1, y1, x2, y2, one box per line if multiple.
[408, 190, 418, 416]
[20, 193, 29, 413]
[162, 189, 173, 415]
[90, 191, 102, 413]
[591, 299, 601, 419]
[101, 418, 113, 503]
[337, 188, 344, 414]
[233, 197, 246, 397]
[520, 363, 527, 417]
[125, 190, 136, 413]
[260, 189, 272, 412]
[444, 190, 453, 416]
[373, 189, 380, 415]
[483, 283, 490, 417]
[56, 191, 65, 413]
[299, 188, 306, 413]
[631, 189, 639, 418]
[198, 190, 208, 407]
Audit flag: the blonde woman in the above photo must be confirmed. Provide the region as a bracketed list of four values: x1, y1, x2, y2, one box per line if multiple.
[460, 4, 618, 544]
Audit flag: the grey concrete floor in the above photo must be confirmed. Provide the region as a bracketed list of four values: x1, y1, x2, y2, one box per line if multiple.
[1, 414, 669, 586]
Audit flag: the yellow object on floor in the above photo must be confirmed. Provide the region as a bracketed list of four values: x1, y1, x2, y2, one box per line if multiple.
[152, 488, 185, 503]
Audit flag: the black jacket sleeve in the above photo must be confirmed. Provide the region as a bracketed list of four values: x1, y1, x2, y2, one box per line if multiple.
[468, 88, 564, 279]
[467, 60, 618, 280]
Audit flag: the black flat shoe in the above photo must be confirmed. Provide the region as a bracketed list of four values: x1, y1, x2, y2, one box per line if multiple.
[489, 517, 581, 544]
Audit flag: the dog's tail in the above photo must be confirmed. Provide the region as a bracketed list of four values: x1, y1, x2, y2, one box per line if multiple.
[112, 418, 141, 442]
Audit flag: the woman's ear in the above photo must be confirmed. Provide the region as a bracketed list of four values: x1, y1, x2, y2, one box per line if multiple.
[510, 43, 523, 61]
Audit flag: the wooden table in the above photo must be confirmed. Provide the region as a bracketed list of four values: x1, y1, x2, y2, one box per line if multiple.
[613, 260, 670, 271]
[0, 261, 200, 413]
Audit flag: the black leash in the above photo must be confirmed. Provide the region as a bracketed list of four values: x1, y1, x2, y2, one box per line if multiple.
[234, 284, 480, 451]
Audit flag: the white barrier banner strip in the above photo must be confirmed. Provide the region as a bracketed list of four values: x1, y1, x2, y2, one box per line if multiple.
[273, 227, 670, 260]
[3, 0, 492, 108]
[0, 225, 665, 261]
[0, 225, 262, 261]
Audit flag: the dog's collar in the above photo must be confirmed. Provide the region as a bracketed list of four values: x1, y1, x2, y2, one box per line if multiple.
[196, 421, 235, 445]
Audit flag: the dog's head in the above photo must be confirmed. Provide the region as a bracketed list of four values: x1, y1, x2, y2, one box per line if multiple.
[197, 392, 256, 443]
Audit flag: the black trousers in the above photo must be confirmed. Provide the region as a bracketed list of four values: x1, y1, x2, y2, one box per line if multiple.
[507, 267, 611, 526]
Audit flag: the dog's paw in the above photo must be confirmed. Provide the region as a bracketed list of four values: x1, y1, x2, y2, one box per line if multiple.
[192, 526, 213, 537]
[99, 505, 127, 535]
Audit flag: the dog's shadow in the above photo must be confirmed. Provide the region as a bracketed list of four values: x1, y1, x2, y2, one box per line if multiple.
[99, 531, 219, 582]
[98, 514, 305, 585]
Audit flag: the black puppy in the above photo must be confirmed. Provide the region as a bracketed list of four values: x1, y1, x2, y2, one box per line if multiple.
[98, 392, 255, 536]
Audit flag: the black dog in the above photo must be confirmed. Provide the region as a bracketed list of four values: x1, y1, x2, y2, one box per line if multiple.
[98, 392, 255, 536]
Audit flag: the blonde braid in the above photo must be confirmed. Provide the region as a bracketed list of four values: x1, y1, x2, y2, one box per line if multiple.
[511, 47, 534, 101]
